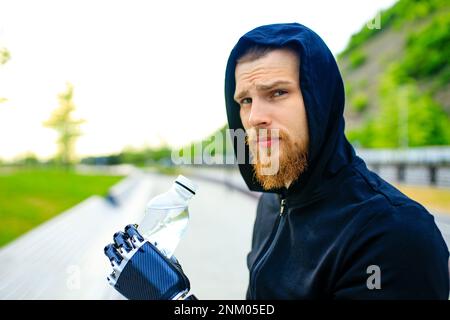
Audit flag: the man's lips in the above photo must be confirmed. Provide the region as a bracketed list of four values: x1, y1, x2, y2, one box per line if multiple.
[256, 137, 280, 148]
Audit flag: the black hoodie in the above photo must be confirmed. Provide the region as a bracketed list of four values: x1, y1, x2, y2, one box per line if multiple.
[224, 23, 449, 299]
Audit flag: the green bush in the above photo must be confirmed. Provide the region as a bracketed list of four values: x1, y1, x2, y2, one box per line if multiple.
[349, 50, 366, 69]
[346, 66, 450, 147]
[401, 12, 450, 80]
[344, 83, 353, 99]
[351, 93, 369, 113]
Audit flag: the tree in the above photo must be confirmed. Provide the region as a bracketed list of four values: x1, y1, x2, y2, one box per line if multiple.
[0, 47, 10, 103]
[0, 47, 9, 65]
[43, 83, 85, 166]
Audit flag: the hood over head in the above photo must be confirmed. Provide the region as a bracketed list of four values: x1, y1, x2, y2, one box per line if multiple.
[224, 23, 357, 205]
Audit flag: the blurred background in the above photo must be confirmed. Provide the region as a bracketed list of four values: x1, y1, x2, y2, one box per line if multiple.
[0, 0, 449, 299]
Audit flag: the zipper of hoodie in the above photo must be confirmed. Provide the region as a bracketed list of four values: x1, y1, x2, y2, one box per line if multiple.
[249, 192, 287, 299]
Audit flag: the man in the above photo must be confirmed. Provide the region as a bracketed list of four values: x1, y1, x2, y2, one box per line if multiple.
[104, 23, 449, 300]
[224, 23, 449, 299]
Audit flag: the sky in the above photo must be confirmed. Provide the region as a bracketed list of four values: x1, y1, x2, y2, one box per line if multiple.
[0, 0, 397, 161]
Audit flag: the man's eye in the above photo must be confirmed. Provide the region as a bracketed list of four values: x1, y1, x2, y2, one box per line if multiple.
[273, 90, 287, 97]
[240, 97, 252, 105]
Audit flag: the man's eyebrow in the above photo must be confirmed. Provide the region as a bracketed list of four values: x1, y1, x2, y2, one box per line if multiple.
[256, 80, 294, 91]
[234, 80, 295, 103]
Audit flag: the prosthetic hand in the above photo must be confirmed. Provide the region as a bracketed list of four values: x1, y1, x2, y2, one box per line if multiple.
[104, 224, 196, 300]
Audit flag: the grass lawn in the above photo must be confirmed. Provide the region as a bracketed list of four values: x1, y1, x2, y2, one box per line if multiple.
[396, 184, 450, 214]
[0, 167, 123, 247]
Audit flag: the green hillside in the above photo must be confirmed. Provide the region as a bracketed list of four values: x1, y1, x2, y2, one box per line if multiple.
[339, 0, 450, 147]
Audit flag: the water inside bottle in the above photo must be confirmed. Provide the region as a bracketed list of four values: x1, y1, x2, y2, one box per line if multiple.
[137, 206, 189, 258]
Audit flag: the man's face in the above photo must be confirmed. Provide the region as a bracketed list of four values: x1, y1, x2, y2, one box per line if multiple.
[234, 48, 309, 190]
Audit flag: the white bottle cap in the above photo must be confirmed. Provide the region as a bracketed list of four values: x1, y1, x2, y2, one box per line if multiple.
[175, 175, 197, 195]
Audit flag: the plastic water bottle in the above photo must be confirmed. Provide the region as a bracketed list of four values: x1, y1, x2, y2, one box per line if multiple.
[137, 175, 197, 258]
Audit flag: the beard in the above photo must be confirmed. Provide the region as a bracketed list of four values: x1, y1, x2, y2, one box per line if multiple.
[246, 128, 308, 191]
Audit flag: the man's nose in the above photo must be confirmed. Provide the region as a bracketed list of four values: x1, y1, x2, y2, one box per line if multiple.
[248, 99, 272, 128]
